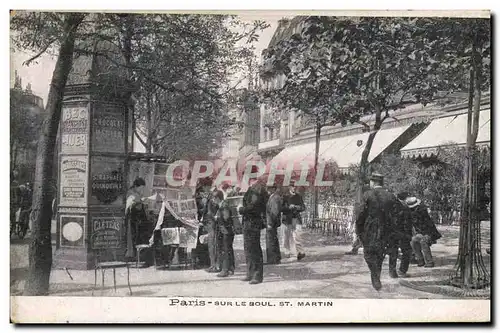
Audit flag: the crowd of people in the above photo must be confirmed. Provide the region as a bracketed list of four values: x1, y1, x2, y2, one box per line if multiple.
[194, 172, 444, 290]
[10, 170, 33, 238]
[194, 178, 307, 285]
[349, 173, 442, 290]
[121, 171, 444, 290]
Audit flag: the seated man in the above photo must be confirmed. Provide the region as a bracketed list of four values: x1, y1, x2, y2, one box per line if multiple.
[406, 197, 442, 268]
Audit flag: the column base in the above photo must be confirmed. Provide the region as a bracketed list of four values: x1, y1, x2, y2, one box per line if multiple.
[53, 247, 94, 270]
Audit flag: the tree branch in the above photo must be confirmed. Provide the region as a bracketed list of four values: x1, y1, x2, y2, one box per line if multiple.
[22, 38, 57, 66]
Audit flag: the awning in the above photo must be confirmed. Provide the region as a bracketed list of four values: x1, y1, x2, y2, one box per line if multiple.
[400, 109, 490, 158]
[270, 124, 412, 171]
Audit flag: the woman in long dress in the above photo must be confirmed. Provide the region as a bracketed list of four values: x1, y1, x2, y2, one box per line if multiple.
[125, 177, 154, 267]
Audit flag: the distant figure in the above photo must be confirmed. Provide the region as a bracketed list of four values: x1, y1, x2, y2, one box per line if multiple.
[345, 183, 370, 255]
[282, 182, 306, 261]
[265, 185, 282, 265]
[407, 197, 442, 268]
[355, 173, 397, 291]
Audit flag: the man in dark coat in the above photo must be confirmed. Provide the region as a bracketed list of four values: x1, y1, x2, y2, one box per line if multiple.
[407, 197, 442, 268]
[214, 190, 235, 277]
[238, 179, 269, 284]
[387, 192, 413, 278]
[265, 185, 282, 265]
[202, 189, 223, 273]
[355, 173, 398, 291]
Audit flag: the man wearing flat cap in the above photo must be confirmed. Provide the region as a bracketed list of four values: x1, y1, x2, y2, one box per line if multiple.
[355, 172, 398, 291]
[238, 176, 269, 284]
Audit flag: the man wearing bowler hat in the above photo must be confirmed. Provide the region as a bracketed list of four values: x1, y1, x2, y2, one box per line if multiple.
[355, 172, 398, 291]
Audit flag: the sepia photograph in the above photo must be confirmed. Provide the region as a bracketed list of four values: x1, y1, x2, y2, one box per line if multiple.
[8, 8, 491, 323]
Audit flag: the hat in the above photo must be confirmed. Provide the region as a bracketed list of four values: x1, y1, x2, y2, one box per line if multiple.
[405, 197, 421, 208]
[397, 191, 410, 201]
[369, 173, 384, 182]
[133, 177, 146, 188]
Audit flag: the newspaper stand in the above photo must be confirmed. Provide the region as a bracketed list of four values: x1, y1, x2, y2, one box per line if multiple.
[127, 153, 199, 269]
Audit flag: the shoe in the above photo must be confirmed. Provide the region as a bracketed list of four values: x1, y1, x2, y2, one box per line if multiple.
[217, 271, 229, 278]
[398, 271, 408, 278]
[417, 260, 425, 267]
[389, 270, 399, 279]
[249, 279, 262, 285]
[370, 273, 382, 291]
[345, 250, 359, 255]
[410, 257, 418, 264]
[228, 270, 234, 276]
[424, 262, 435, 268]
[206, 267, 220, 273]
[241, 277, 251, 282]
[297, 253, 306, 261]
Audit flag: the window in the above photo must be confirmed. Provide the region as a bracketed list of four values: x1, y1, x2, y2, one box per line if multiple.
[269, 128, 274, 140]
[284, 124, 289, 139]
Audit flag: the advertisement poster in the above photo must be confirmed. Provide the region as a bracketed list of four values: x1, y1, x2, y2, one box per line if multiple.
[91, 104, 125, 154]
[91, 216, 123, 249]
[61, 105, 89, 154]
[59, 156, 88, 207]
[60, 215, 85, 247]
[90, 156, 125, 206]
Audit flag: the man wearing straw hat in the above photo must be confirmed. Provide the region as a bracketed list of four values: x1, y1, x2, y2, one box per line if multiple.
[406, 196, 441, 268]
[355, 172, 397, 291]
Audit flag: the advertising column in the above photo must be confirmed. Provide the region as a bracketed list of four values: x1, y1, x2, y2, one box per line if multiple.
[55, 103, 92, 269]
[89, 102, 127, 257]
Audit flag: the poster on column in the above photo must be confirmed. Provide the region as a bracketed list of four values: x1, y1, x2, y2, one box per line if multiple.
[91, 216, 123, 249]
[90, 156, 125, 206]
[92, 103, 125, 154]
[59, 156, 88, 207]
[61, 105, 89, 154]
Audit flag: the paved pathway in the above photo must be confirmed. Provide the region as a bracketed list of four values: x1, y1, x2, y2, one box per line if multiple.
[10, 223, 491, 299]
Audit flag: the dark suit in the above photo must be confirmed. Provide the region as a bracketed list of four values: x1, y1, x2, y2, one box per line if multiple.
[387, 199, 413, 275]
[355, 186, 397, 290]
[203, 198, 222, 270]
[266, 192, 282, 264]
[239, 183, 269, 282]
[217, 200, 235, 273]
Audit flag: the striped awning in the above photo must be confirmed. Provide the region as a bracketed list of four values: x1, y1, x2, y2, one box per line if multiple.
[400, 109, 490, 158]
[270, 125, 412, 172]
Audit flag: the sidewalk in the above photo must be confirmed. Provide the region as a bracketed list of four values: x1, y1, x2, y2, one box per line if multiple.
[11, 223, 490, 299]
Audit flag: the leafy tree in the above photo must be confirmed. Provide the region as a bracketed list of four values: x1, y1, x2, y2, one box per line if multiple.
[87, 14, 268, 159]
[11, 11, 86, 295]
[11, 11, 268, 295]
[261, 16, 490, 219]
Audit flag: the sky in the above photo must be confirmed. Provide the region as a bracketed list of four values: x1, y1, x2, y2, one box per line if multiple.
[9, 13, 280, 105]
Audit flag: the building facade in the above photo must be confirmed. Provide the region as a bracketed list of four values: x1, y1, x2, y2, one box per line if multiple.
[10, 71, 45, 182]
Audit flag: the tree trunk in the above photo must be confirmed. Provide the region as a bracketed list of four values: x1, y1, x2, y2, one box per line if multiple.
[354, 107, 382, 217]
[145, 93, 153, 154]
[313, 120, 321, 219]
[23, 13, 85, 296]
[451, 37, 490, 289]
